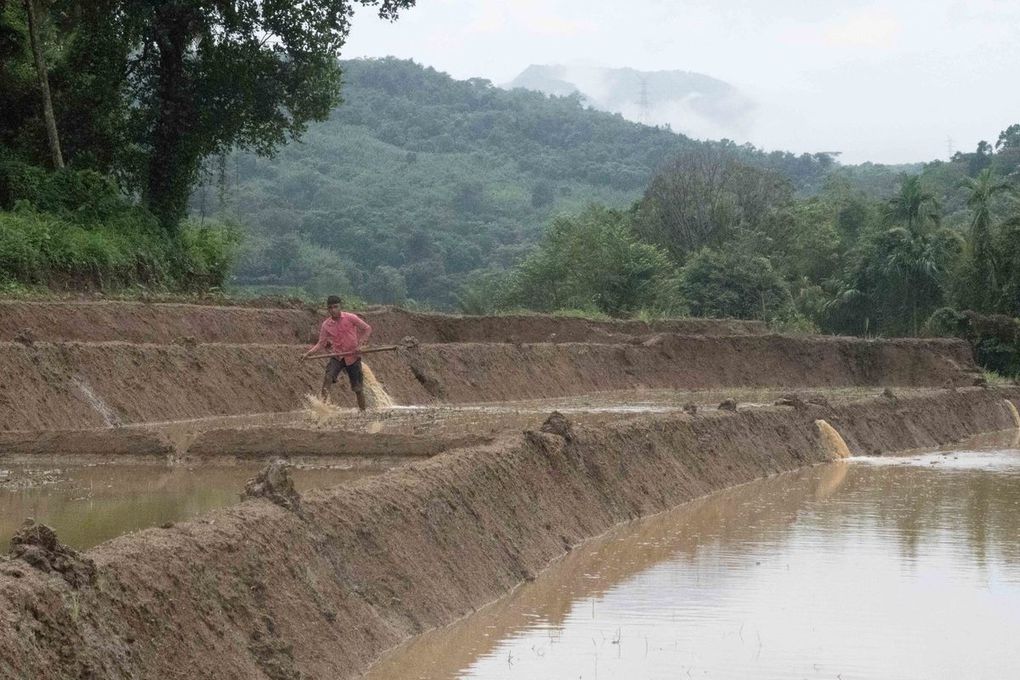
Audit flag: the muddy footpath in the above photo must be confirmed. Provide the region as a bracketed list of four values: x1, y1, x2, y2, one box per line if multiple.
[0, 301, 1016, 678]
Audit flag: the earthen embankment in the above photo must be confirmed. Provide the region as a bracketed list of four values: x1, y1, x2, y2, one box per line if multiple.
[0, 388, 1015, 678]
[0, 301, 765, 345]
[0, 336, 979, 430]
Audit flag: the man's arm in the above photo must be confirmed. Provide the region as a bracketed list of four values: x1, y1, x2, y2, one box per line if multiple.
[303, 323, 328, 358]
[351, 314, 372, 347]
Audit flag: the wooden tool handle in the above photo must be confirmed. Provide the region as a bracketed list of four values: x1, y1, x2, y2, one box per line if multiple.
[303, 345, 400, 360]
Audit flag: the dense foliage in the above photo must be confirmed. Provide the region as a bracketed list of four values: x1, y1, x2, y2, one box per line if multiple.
[0, 0, 412, 291]
[216, 58, 853, 305]
[0, 156, 236, 290]
[482, 128, 1020, 373]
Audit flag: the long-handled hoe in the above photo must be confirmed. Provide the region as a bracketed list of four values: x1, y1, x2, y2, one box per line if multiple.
[301, 345, 401, 361]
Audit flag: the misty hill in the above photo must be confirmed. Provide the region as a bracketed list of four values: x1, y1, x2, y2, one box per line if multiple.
[507, 64, 755, 141]
[210, 58, 866, 307]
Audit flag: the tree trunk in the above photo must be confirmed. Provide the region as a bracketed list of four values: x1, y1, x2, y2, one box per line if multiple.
[145, 4, 198, 233]
[24, 0, 64, 170]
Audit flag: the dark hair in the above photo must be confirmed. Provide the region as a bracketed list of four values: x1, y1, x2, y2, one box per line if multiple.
[326, 295, 342, 307]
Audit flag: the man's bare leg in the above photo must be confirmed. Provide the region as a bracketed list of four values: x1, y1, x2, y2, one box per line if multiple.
[355, 390, 367, 411]
[320, 377, 332, 402]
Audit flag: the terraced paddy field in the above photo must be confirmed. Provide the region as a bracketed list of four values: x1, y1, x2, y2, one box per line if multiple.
[0, 301, 1016, 678]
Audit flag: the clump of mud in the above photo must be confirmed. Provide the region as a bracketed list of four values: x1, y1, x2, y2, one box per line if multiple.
[718, 398, 738, 412]
[806, 393, 833, 409]
[408, 359, 444, 398]
[775, 393, 809, 411]
[682, 402, 698, 416]
[13, 328, 36, 346]
[8, 521, 96, 587]
[242, 460, 301, 513]
[540, 411, 575, 442]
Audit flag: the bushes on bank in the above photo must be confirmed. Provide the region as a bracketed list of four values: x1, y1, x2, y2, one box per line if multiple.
[0, 207, 237, 290]
[0, 160, 237, 291]
[926, 307, 1020, 377]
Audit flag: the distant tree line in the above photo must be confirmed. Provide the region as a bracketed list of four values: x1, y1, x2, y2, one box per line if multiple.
[461, 132, 1020, 373]
[215, 58, 856, 305]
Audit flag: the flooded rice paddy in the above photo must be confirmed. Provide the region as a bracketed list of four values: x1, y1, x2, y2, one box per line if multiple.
[368, 444, 1020, 680]
[0, 460, 398, 550]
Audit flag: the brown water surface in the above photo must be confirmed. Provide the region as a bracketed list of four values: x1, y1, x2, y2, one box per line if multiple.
[0, 461, 394, 550]
[368, 446, 1020, 680]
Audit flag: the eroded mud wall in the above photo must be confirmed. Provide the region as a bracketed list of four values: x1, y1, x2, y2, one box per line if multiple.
[0, 302, 765, 345]
[0, 389, 1015, 678]
[0, 336, 979, 430]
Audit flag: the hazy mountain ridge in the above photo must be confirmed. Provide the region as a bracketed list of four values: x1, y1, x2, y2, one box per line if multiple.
[506, 64, 755, 140]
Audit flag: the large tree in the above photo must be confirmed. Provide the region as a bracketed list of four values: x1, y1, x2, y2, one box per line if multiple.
[632, 146, 792, 260]
[2, 0, 416, 231]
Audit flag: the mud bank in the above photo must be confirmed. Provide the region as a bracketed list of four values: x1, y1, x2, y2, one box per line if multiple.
[0, 429, 171, 457]
[0, 388, 1016, 679]
[186, 428, 489, 460]
[0, 302, 764, 345]
[0, 336, 979, 430]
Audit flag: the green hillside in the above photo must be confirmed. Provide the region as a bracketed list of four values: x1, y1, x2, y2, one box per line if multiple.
[214, 58, 844, 306]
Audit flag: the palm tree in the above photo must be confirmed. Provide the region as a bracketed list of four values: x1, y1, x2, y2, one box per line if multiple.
[961, 168, 1012, 312]
[873, 227, 961, 335]
[885, 174, 939, 234]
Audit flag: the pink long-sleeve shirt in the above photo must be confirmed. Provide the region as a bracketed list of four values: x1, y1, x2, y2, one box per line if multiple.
[310, 312, 372, 365]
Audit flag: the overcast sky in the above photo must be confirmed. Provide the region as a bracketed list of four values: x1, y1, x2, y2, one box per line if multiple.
[344, 0, 1020, 165]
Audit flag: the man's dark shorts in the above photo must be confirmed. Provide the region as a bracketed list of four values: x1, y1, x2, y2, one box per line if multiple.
[325, 357, 364, 393]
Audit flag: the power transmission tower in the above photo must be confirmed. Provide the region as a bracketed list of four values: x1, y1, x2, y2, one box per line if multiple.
[637, 77, 650, 124]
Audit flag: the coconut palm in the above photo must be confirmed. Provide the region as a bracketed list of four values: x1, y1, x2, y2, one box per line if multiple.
[884, 174, 940, 234]
[960, 168, 1013, 312]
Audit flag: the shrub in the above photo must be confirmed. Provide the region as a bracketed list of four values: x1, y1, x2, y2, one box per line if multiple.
[0, 163, 239, 292]
[499, 206, 681, 317]
[679, 247, 793, 321]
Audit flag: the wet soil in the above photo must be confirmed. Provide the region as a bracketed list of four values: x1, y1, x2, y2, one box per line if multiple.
[0, 335, 980, 431]
[0, 389, 1015, 679]
[0, 299, 1011, 678]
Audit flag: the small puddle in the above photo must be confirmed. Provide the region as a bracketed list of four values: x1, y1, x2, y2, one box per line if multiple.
[0, 462, 394, 550]
[368, 445, 1020, 679]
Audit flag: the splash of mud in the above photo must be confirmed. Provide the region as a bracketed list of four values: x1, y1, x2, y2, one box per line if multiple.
[70, 375, 122, 427]
[304, 394, 345, 421]
[362, 362, 395, 408]
[1004, 400, 1020, 429]
[301, 362, 394, 420]
[815, 419, 851, 459]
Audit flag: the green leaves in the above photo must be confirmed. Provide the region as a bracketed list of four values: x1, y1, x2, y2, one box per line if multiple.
[499, 206, 680, 318]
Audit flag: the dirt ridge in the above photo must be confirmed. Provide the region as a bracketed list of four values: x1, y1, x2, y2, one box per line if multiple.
[0, 301, 766, 345]
[0, 388, 1015, 678]
[0, 336, 979, 431]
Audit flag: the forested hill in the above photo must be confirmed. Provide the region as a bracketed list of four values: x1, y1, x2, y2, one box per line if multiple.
[212, 58, 864, 306]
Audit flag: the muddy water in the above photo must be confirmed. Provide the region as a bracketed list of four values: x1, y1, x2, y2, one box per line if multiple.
[0, 461, 394, 550]
[368, 446, 1020, 680]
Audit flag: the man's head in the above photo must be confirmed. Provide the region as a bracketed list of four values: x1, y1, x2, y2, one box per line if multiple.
[326, 295, 343, 319]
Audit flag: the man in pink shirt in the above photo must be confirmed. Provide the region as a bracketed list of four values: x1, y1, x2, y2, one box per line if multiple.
[303, 295, 373, 410]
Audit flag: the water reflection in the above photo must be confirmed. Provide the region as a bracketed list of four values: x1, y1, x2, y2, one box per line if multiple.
[368, 449, 1020, 680]
[0, 463, 389, 550]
